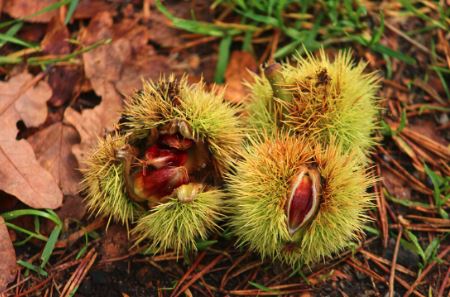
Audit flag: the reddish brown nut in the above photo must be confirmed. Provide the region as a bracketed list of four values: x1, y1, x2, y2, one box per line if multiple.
[144, 145, 188, 168]
[132, 166, 189, 203]
[286, 166, 321, 235]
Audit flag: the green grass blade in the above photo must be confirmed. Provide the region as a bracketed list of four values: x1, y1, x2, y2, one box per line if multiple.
[40, 225, 62, 268]
[248, 281, 280, 293]
[1, 209, 61, 225]
[0, 22, 23, 48]
[4, 222, 48, 241]
[17, 260, 48, 277]
[0, 56, 23, 64]
[214, 34, 232, 83]
[0, 33, 38, 49]
[195, 239, 217, 250]
[371, 43, 416, 65]
[65, 0, 80, 24]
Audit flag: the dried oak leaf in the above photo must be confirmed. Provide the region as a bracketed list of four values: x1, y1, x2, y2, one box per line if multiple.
[47, 65, 82, 108]
[70, 12, 172, 167]
[63, 107, 105, 170]
[79, 11, 123, 130]
[0, 217, 16, 291]
[41, 16, 70, 55]
[0, 72, 63, 209]
[81, 12, 171, 98]
[223, 51, 257, 104]
[3, 0, 59, 23]
[72, 0, 116, 20]
[42, 17, 82, 108]
[28, 122, 82, 196]
[3, 72, 52, 128]
[3, 0, 116, 23]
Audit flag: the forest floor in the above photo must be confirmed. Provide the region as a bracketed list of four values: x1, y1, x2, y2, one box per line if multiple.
[0, 1, 449, 296]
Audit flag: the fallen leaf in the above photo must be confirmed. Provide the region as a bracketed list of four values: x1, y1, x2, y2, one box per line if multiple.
[0, 217, 16, 291]
[41, 16, 70, 55]
[3, 0, 59, 23]
[0, 72, 52, 128]
[79, 12, 124, 130]
[72, 0, 116, 20]
[115, 55, 170, 97]
[67, 12, 173, 167]
[0, 72, 63, 209]
[63, 107, 104, 169]
[47, 65, 82, 107]
[27, 122, 82, 196]
[17, 23, 47, 44]
[82, 12, 172, 98]
[56, 195, 86, 222]
[41, 17, 81, 108]
[223, 51, 257, 103]
[146, 11, 184, 48]
[0, 134, 63, 209]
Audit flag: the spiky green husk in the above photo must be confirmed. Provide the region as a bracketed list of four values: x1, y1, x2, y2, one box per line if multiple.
[248, 49, 380, 160]
[122, 75, 244, 176]
[133, 187, 224, 254]
[81, 134, 141, 226]
[227, 134, 374, 266]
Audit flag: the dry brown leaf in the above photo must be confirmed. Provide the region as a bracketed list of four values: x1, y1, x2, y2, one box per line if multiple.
[63, 107, 104, 169]
[3, 0, 117, 23]
[115, 55, 170, 97]
[0, 124, 63, 209]
[41, 16, 70, 55]
[0, 217, 16, 291]
[79, 12, 123, 130]
[0, 72, 63, 209]
[42, 17, 81, 108]
[0, 72, 52, 128]
[72, 0, 116, 20]
[65, 12, 173, 167]
[146, 11, 184, 48]
[3, 0, 59, 23]
[47, 65, 82, 108]
[28, 122, 82, 196]
[56, 195, 86, 222]
[81, 12, 171, 98]
[224, 51, 257, 104]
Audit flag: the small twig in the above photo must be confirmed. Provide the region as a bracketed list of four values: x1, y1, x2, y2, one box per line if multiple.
[60, 248, 97, 297]
[170, 251, 206, 296]
[225, 288, 311, 296]
[220, 252, 250, 290]
[347, 258, 386, 284]
[55, 217, 105, 248]
[366, 255, 425, 297]
[268, 29, 280, 64]
[360, 250, 415, 277]
[389, 226, 403, 297]
[376, 164, 389, 248]
[172, 254, 224, 297]
[0, 72, 46, 116]
[437, 266, 450, 297]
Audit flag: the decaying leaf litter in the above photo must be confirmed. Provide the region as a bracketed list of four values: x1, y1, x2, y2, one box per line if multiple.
[0, 0, 449, 296]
